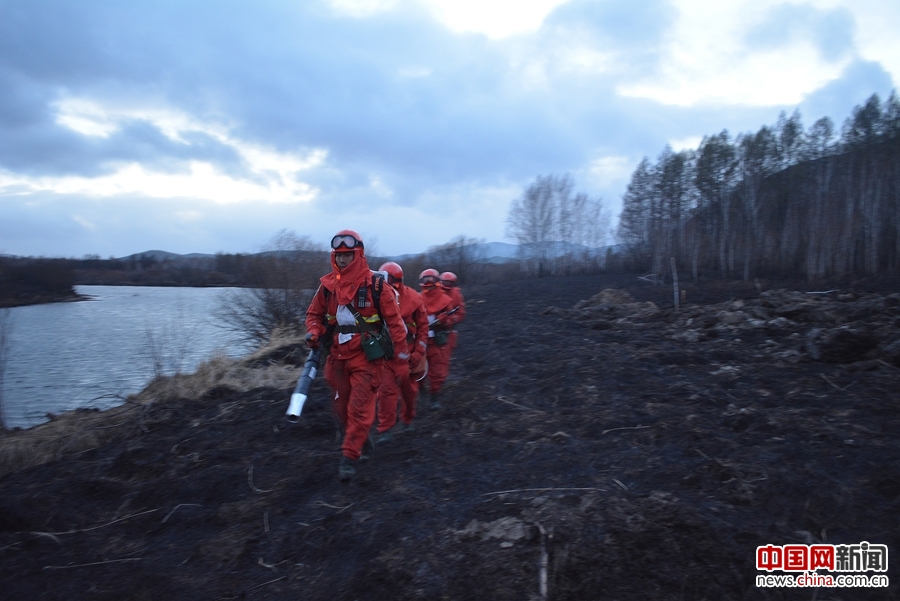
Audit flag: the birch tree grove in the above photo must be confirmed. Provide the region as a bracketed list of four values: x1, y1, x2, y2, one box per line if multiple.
[506, 174, 611, 276]
[616, 92, 900, 280]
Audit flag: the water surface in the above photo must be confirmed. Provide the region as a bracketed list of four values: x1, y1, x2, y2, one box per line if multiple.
[2, 286, 253, 429]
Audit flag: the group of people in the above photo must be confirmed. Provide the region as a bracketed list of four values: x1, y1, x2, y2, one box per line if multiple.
[304, 229, 466, 481]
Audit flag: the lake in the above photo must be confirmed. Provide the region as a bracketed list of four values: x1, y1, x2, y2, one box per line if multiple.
[1, 285, 255, 429]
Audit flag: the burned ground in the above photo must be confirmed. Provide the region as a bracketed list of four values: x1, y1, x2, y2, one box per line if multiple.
[0, 274, 898, 600]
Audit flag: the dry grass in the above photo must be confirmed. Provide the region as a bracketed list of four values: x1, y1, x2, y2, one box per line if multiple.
[0, 333, 305, 478]
[0, 402, 142, 478]
[131, 354, 299, 404]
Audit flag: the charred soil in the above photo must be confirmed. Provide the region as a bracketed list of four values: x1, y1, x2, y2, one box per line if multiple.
[1, 274, 899, 600]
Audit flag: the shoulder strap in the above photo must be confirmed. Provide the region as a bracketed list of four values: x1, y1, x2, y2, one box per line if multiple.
[343, 273, 385, 330]
[371, 272, 384, 314]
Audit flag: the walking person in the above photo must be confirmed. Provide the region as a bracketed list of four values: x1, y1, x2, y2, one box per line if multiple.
[305, 230, 409, 481]
[418, 268, 457, 409]
[439, 271, 466, 352]
[373, 261, 428, 442]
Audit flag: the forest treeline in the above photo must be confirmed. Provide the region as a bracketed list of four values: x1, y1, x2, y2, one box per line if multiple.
[617, 92, 900, 281]
[0, 257, 79, 307]
[0, 235, 523, 309]
[0, 252, 312, 307]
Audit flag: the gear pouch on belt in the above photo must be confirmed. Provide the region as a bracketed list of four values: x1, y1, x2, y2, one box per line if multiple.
[433, 330, 449, 346]
[362, 330, 393, 361]
[346, 296, 394, 361]
[362, 332, 386, 361]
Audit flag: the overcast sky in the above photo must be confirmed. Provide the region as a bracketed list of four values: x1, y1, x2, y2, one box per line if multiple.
[1, 0, 897, 258]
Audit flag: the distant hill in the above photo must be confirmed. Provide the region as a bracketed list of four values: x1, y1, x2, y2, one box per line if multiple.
[114, 241, 621, 268]
[387, 241, 617, 265]
[118, 250, 217, 262]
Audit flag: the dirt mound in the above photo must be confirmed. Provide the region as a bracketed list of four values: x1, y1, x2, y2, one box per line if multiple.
[0, 274, 898, 600]
[543, 287, 661, 329]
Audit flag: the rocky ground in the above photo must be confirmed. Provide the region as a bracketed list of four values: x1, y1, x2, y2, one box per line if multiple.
[0, 273, 898, 600]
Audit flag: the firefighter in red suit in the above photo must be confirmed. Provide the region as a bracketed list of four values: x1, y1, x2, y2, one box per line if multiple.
[305, 230, 409, 481]
[419, 268, 457, 409]
[439, 271, 465, 351]
[373, 262, 428, 442]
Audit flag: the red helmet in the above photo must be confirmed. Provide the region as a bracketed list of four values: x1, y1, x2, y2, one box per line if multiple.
[330, 229, 364, 271]
[331, 229, 364, 251]
[419, 268, 440, 287]
[439, 271, 457, 288]
[379, 261, 403, 288]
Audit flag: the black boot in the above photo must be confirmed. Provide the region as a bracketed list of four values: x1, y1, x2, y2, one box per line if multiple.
[338, 456, 356, 482]
[360, 433, 375, 461]
[430, 391, 442, 410]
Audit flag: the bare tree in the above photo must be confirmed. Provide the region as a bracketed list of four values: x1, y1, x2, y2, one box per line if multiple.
[617, 158, 655, 271]
[506, 175, 561, 276]
[803, 117, 836, 161]
[697, 131, 740, 277]
[426, 236, 487, 283]
[652, 147, 695, 277]
[216, 230, 325, 346]
[560, 191, 612, 273]
[141, 302, 199, 380]
[508, 174, 610, 276]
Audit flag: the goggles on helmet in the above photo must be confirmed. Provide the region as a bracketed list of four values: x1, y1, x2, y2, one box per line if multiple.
[331, 234, 362, 250]
[419, 274, 440, 286]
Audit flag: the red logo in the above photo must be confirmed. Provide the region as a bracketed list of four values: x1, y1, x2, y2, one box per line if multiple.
[810, 546, 835, 570]
[784, 545, 809, 571]
[757, 545, 783, 571]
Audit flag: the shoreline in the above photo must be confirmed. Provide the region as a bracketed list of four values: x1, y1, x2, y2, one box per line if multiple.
[0, 291, 91, 309]
[0, 330, 300, 474]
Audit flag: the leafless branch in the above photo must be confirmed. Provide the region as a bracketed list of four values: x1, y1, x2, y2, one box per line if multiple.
[246, 576, 287, 591]
[601, 424, 650, 435]
[162, 504, 202, 523]
[248, 465, 272, 493]
[496, 396, 544, 413]
[44, 558, 142, 570]
[36, 508, 159, 536]
[312, 501, 353, 512]
[481, 487, 598, 497]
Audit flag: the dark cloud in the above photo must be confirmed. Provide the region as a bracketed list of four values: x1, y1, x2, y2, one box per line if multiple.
[103, 124, 247, 176]
[545, 0, 675, 48]
[799, 59, 896, 125]
[0, 68, 52, 127]
[0, 96, 248, 179]
[745, 4, 855, 62]
[0, 0, 663, 188]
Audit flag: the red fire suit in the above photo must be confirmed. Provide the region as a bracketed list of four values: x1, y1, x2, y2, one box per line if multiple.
[305, 254, 408, 461]
[376, 284, 428, 431]
[420, 286, 457, 395]
[444, 285, 466, 350]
